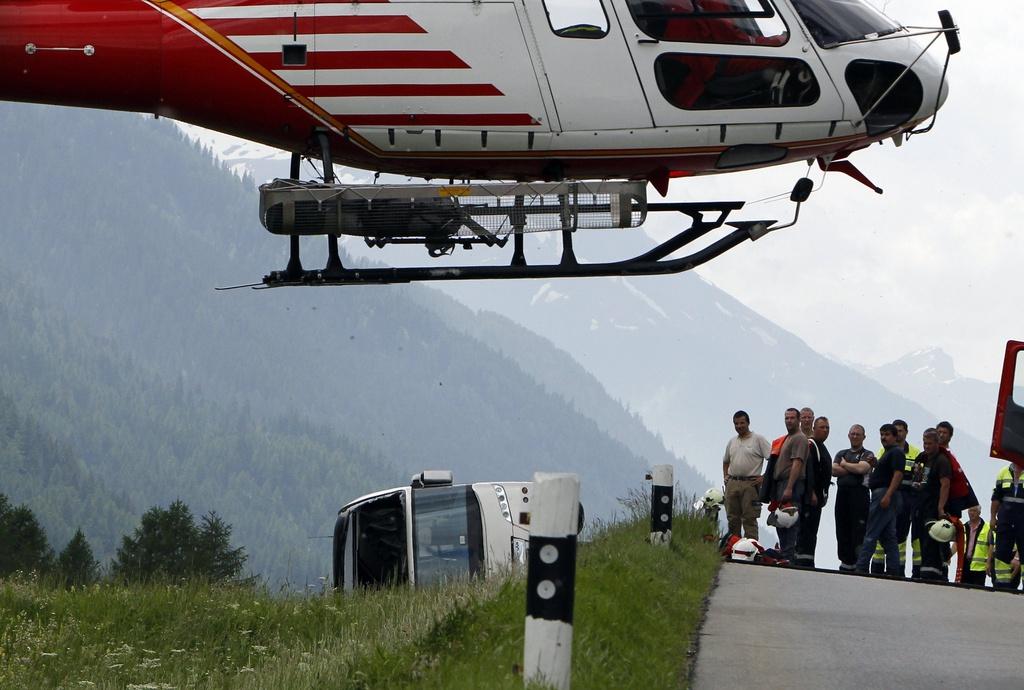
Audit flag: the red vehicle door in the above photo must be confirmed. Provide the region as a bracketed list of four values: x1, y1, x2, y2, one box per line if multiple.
[992, 340, 1024, 468]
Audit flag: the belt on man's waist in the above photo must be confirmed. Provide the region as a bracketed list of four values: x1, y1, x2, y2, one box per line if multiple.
[729, 475, 760, 481]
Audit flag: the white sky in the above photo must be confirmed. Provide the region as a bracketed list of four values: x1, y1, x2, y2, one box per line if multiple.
[674, 1, 1023, 382]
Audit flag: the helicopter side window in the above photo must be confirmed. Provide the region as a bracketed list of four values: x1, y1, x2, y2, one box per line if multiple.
[628, 0, 788, 46]
[790, 0, 902, 48]
[655, 53, 819, 109]
[541, 0, 610, 38]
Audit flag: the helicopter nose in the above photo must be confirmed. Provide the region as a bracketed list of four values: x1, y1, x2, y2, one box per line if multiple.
[0, 1, 161, 112]
[844, 46, 948, 137]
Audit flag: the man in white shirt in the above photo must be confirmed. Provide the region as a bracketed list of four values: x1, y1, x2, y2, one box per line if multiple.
[723, 410, 771, 540]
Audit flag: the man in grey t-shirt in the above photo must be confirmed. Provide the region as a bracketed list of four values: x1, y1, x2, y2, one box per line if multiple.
[773, 407, 809, 560]
[723, 410, 771, 540]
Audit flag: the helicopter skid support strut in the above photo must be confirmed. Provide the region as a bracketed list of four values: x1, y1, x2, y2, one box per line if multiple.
[258, 201, 773, 287]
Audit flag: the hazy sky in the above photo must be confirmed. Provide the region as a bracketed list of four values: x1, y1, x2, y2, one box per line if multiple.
[664, 1, 1021, 382]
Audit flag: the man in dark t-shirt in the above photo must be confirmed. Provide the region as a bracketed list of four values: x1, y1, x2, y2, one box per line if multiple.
[916, 428, 953, 580]
[854, 424, 904, 575]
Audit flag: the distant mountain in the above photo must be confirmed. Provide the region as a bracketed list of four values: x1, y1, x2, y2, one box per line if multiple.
[864, 347, 999, 443]
[0, 104, 706, 582]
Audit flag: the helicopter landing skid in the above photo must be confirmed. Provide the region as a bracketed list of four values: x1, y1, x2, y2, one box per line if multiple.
[251, 201, 780, 288]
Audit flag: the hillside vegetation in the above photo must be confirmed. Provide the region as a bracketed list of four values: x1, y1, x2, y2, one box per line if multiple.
[0, 515, 720, 689]
[0, 102, 707, 586]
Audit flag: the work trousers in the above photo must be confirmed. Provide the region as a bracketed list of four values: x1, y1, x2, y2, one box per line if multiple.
[916, 507, 947, 581]
[794, 499, 823, 567]
[724, 477, 761, 540]
[994, 505, 1024, 564]
[962, 569, 987, 587]
[871, 489, 921, 576]
[855, 489, 902, 575]
[772, 479, 804, 561]
[835, 485, 869, 571]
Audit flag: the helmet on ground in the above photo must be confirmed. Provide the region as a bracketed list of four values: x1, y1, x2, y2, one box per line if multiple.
[927, 518, 956, 543]
[693, 487, 724, 511]
[730, 538, 761, 562]
[773, 504, 799, 529]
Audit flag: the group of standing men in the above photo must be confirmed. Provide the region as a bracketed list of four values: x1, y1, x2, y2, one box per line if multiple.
[722, 407, 1024, 587]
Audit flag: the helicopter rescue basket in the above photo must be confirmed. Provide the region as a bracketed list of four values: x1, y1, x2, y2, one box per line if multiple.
[259, 180, 648, 238]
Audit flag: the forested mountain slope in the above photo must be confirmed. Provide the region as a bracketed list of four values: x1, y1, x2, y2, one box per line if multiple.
[0, 104, 705, 581]
[0, 267, 396, 580]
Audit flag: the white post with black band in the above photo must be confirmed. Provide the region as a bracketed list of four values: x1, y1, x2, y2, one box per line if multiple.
[523, 472, 579, 690]
[649, 464, 674, 545]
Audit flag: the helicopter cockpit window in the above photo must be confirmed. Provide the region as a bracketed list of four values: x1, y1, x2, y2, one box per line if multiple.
[655, 53, 820, 109]
[790, 0, 902, 48]
[412, 485, 484, 586]
[542, 0, 609, 38]
[628, 0, 788, 46]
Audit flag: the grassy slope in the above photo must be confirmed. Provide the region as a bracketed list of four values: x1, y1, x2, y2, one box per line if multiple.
[0, 516, 719, 689]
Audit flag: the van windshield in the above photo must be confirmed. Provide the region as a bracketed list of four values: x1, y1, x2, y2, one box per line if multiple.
[790, 0, 901, 47]
[412, 486, 483, 586]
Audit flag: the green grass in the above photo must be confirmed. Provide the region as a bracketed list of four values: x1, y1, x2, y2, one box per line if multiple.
[0, 515, 720, 689]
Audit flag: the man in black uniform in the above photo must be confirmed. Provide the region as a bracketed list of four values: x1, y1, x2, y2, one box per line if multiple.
[794, 416, 831, 567]
[832, 424, 875, 572]
[855, 424, 904, 575]
[916, 428, 952, 581]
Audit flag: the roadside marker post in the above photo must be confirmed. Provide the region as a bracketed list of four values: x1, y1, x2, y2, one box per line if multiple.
[649, 464, 673, 545]
[523, 472, 579, 690]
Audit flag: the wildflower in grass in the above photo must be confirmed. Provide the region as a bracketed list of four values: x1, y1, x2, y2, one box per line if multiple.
[251, 645, 268, 654]
[41, 652, 58, 657]
[170, 649, 186, 654]
[238, 666, 255, 673]
[77, 682, 96, 687]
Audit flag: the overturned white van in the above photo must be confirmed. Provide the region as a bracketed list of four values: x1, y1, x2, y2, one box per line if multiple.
[333, 470, 549, 590]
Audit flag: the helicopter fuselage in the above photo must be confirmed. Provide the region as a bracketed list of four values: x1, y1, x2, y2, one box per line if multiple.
[0, 0, 949, 187]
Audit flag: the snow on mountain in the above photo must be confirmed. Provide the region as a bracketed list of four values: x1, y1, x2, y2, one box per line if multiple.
[865, 347, 998, 442]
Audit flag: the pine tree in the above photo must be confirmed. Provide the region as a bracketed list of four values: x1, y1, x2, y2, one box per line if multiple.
[58, 528, 100, 586]
[0, 493, 55, 575]
[196, 512, 247, 581]
[112, 500, 246, 582]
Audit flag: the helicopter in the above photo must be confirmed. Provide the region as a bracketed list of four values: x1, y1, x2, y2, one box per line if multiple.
[0, 0, 959, 286]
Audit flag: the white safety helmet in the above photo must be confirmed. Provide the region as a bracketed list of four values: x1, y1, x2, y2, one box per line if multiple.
[704, 487, 725, 506]
[773, 505, 799, 529]
[693, 487, 724, 511]
[928, 519, 956, 543]
[730, 538, 761, 562]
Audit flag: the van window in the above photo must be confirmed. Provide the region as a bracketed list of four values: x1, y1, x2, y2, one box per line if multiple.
[629, 0, 788, 46]
[412, 486, 484, 586]
[542, 0, 609, 38]
[354, 491, 408, 587]
[655, 53, 819, 109]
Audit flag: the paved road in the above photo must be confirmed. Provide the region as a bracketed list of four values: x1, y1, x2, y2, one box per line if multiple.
[692, 563, 1023, 689]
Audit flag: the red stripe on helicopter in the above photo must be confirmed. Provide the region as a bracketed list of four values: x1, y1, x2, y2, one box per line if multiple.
[329, 114, 539, 126]
[181, 0, 390, 8]
[256, 50, 470, 70]
[205, 16, 426, 35]
[306, 84, 503, 97]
